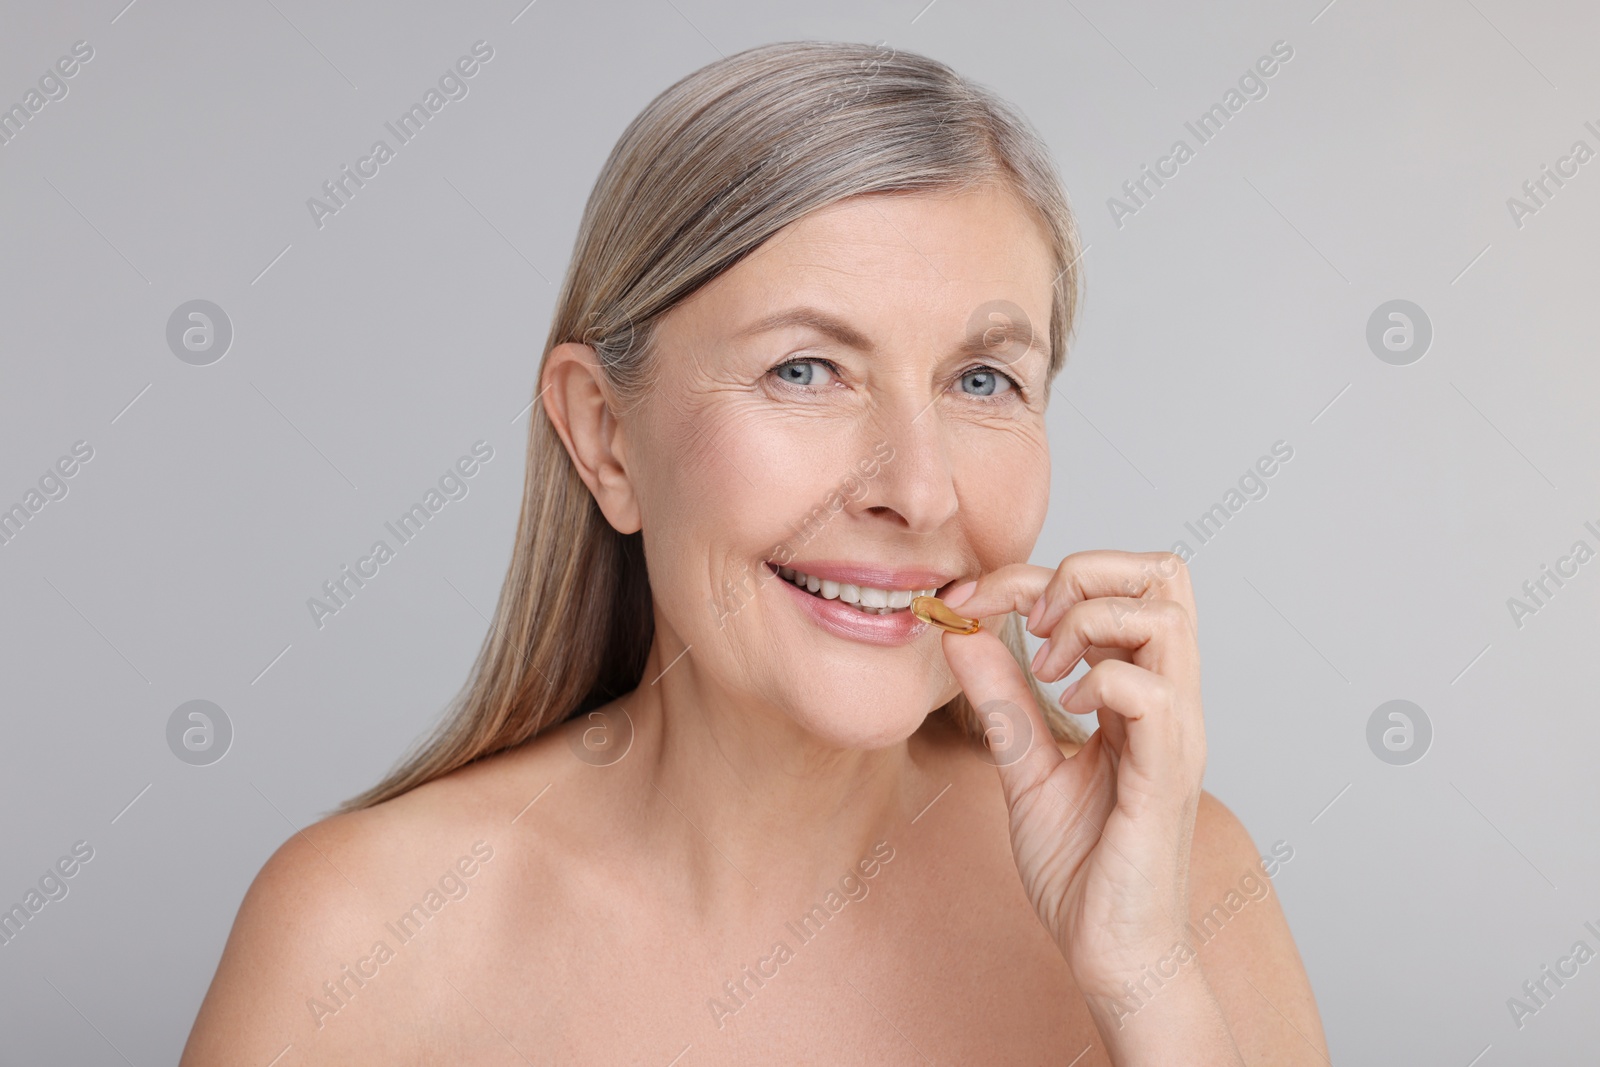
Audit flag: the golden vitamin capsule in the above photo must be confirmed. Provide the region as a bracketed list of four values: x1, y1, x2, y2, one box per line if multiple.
[910, 595, 980, 635]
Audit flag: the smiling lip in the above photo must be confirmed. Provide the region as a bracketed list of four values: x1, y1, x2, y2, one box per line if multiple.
[768, 560, 962, 593]
[762, 559, 964, 647]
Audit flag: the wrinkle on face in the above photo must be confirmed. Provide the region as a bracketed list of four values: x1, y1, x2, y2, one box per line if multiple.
[614, 184, 1060, 749]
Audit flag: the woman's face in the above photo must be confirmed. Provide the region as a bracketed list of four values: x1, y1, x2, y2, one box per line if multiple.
[624, 185, 1057, 748]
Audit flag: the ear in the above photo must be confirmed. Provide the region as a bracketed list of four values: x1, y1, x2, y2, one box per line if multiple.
[540, 342, 641, 534]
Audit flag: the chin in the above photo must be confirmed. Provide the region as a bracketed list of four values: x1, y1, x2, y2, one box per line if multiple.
[778, 682, 940, 751]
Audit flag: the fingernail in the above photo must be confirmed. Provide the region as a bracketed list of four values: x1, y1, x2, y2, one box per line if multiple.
[943, 580, 977, 609]
[1030, 639, 1051, 674]
[1030, 591, 1050, 626]
[1058, 678, 1081, 707]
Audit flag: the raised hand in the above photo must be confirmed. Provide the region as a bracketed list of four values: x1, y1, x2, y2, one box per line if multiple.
[940, 550, 1243, 1063]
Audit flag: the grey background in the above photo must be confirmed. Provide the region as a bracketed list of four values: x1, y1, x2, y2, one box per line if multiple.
[1, 0, 1596, 1062]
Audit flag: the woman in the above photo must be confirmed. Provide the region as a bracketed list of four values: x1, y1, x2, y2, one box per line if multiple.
[183, 41, 1326, 1064]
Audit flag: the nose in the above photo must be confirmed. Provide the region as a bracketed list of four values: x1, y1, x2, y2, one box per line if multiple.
[850, 398, 960, 534]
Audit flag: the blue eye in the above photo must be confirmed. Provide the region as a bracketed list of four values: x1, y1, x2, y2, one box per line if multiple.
[770, 359, 1021, 400]
[960, 366, 1016, 397]
[772, 359, 836, 387]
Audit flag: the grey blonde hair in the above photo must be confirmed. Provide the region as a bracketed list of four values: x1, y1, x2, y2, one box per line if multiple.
[345, 39, 1087, 811]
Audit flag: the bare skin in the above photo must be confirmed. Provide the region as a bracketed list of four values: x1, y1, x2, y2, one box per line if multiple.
[181, 187, 1328, 1064]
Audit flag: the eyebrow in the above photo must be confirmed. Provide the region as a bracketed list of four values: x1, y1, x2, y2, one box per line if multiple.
[735, 305, 1051, 363]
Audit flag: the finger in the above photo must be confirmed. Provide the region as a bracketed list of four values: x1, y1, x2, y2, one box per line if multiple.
[939, 623, 1064, 801]
[939, 562, 1055, 620]
[1031, 616, 1140, 673]
[1058, 658, 1192, 778]
[1032, 642, 1131, 689]
[1025, 550, 1196, 639]
[1084, 647, 1133, 667]
[1034, 597, 1197, 686]
[1059, 658, 1171, 721]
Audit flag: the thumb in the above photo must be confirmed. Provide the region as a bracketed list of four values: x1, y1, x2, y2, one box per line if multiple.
[939, 625, 1064, 799]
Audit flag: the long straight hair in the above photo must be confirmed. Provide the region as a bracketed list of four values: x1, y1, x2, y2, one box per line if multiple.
[343, 40, 1087, 811]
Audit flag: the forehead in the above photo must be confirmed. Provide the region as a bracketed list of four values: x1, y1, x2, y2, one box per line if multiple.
[671, 186, 1056, 347]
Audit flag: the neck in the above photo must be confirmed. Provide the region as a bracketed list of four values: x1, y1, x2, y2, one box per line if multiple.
[621, 632, 927, 911]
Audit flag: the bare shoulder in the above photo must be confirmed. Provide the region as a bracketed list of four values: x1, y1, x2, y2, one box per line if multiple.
[179, 800, 435, 1064]
[1186, 790, 1328, 1064]
[180, 728, 586, 1066]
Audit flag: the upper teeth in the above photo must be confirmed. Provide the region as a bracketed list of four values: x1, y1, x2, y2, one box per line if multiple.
[775, 566, 937, 613]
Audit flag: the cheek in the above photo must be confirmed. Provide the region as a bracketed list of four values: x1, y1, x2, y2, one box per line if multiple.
[661, 402, 869, 535]
[630, 403, 855, 599]
[632, 388, 758, 512]
[956, 423, 1050, 557]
